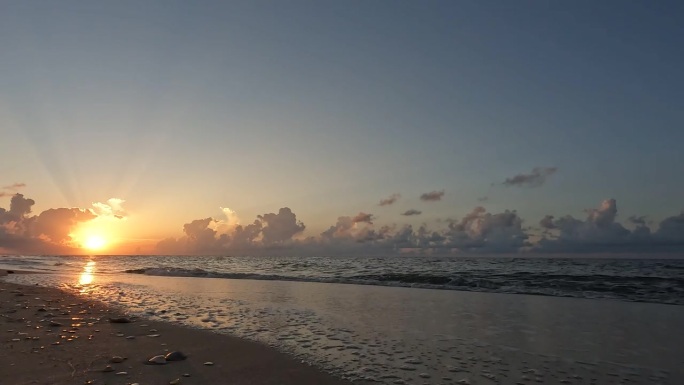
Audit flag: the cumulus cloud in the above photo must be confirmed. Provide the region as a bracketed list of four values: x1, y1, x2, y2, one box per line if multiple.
[401, 209, 422, 216]
[378, 193, 400, 206]
[258, 207, 306, 245]
[158, 207, 306, 254]
[420, 190, 445, 202]
[443, 207, 529, 252]
[0, 193, 96, 254]
[502, 167, 557, 187]
[534, 199, 684, 253]
[92, 198, 127, 219]
[10, 194, 35, 217]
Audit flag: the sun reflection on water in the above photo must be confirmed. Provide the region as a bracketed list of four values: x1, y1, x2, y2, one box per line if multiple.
[79, 260, 96, 286]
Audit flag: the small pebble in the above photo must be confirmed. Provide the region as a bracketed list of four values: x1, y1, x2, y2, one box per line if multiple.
[203, 361, 214, 366]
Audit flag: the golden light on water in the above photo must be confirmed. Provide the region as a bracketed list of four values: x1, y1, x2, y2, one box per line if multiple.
[79, 260, 96, 285]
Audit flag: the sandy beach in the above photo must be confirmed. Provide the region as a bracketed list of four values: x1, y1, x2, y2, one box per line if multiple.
[0, 272, 357, 385]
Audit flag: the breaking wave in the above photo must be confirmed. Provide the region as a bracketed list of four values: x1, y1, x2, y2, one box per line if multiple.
[125, 267, 684, 305]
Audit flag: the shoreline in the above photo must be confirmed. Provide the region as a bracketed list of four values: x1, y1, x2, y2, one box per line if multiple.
[0, 276, 361, 385]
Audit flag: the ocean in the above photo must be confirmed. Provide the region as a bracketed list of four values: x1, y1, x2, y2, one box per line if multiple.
[2, 255, 683, 305]
[2, 255, 683, 384]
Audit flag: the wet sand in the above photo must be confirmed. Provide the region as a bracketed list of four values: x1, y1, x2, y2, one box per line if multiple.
[0, 273, 359, 385]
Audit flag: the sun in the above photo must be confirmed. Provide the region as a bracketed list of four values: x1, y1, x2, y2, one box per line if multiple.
[83, 235, 107, 251]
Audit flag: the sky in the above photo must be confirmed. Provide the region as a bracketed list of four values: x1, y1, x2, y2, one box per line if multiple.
[1, 1, 683, 256]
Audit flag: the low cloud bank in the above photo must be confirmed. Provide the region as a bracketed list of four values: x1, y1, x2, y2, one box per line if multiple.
[0, 192, 127, 254]
[2, 191, 682, 256]
[155, 199, 684, 256]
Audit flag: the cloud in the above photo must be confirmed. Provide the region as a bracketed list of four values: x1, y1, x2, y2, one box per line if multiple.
[378, 193, 400, 206]
[502, 167, 557, 187]
[0, 193, 96, 254]
[92, 198, 127, 219]
[443, 207, 529, 253]
[477, 196, 489, 202]
[352, 212, 374, 224]
[628, 215, 648, 226]
[31, 208, 97, 244]
[0, 183, 27, 197]
[401, 209, 422, 216]
[420, 190, 445, 202]
[258, 207, 306, 245]
[156, 199, 684, 256]
[10, 194, 35, 217]
[534, 199, 684, 253]
[157, 207, 306, 254]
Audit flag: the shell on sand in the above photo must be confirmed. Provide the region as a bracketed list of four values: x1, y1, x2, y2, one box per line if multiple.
[147, 355, 167, 365]
[164, 351, 188, 361]
[110, 356, 126, 363]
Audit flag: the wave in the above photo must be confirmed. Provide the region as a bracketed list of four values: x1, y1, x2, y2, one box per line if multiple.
[125, 267, 684, 305]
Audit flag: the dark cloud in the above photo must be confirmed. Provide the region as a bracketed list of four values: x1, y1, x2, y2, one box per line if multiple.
[502, 167, 557, 187]
[420, 190, 445, 202]
[628, 215, 647, 226]
[352, 212, 374, 224]
[443, 207, 529, 253]
[539, 215, 556, 229]
[158, 207, 306, 254]
[9, 194, 35, 217]
[378, 193, 400, 206]
[534, 199, 684, 253]
[258, 207, 306, 245]
[401, 209, 422, 216]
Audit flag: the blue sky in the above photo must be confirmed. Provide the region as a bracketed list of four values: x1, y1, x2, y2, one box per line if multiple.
[1, 1, 683, 254]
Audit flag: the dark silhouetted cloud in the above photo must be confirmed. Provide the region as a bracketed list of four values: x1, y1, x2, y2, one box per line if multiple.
[502, 167, 557, 187]
[420, 190, 445, 202]
[352, 212, 375, 224]
[401, 209, 422, 216]
[628, 215, 647, 226]
[258, 207, 306, 245]
[378, 193, 400, 206]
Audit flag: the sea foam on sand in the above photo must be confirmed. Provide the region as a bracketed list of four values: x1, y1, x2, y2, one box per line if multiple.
[5, 271, 682, 385]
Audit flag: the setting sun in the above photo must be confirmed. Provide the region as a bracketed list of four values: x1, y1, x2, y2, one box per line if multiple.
[83, 235, 107, 251]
